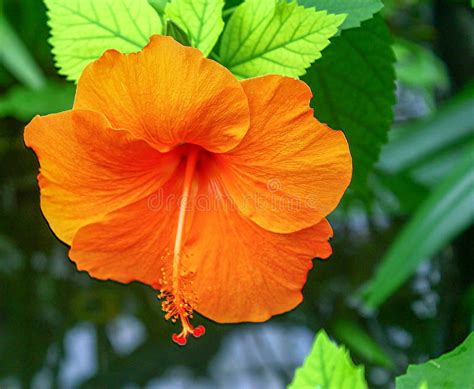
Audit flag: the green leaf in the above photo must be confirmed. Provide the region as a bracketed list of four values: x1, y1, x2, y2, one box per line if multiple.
[45, 0, 163, 81]
[396, 333, 474, 389]
[220, 0, 345, 78]
[299, 0, 383, 30]
[166, 20, 191, 46]
[0, 15, 45, 89]
[289, 330, 368, 389]
[0, 82, 75, 121]
[332, 320, 394, 368]
[359, 147, 474, 309]
[302, 16, 396, 192]
[165, 0, 224, 56]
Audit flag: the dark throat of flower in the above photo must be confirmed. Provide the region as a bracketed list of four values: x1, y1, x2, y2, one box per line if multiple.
[158, 146, 205, 346]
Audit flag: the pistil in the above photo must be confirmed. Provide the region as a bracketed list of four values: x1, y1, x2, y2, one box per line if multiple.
[158, 147, 205, 345]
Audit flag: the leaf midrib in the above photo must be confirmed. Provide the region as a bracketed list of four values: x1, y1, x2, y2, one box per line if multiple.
[51, 1, 144, 49]
[319, 337, 331, 387]
[228, 27, 329, 69]
[223, 1, 270, 64]
[190, 0, 209, 45]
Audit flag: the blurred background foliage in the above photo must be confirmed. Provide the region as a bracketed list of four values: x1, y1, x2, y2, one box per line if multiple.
[0, 0, 473, 388]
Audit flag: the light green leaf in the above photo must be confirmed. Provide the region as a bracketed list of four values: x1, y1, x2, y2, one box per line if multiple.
[359, 147, 474, 309]
[165, 0, 224, 56]
[0, 15, 45, 89]
[302, 16, 396, 192]
[220, 0, 345, 79]
[289, 330, 368, 389]
[332, 320, 394, 368]
[0, 81, 75, 121]
[299, 0, 383, 30]
[396, 333, 474, 389]
[45, 0, 163, 81]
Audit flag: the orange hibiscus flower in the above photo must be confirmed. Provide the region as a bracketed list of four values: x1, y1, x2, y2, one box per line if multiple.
[24, 35, 352, 345]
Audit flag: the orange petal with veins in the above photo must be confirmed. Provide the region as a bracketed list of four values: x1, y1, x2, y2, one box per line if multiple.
[217, 75, 352, 233]
[69, 154, 333, 325]
[24, 109, 180, 244]
[184, 162, 333, 323]
[74, 35, 250, 154]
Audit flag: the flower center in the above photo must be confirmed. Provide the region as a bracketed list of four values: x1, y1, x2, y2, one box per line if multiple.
[158, 146, 205, 346]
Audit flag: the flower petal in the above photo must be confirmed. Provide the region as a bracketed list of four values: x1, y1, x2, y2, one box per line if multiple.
[24, 109, 180, 244]
[184, 166, 333, 323]
[74, 35, 250, 153]
[216, 75, 352, 233]
[69, 167, 186, 284]
[69, 159, 331, 323]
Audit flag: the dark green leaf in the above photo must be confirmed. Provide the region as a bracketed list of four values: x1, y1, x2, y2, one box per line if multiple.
[166, 20, 191, 46]
[302, 16, 396, 192]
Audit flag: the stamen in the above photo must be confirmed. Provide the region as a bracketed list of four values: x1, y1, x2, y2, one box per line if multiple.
[157, 147, 205, 346]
